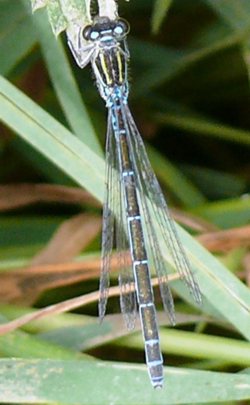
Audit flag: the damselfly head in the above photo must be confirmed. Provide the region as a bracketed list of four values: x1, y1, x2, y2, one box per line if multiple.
[82, 17, 130, 42]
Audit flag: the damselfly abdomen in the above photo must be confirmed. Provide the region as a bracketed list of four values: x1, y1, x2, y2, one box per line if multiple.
[68, 16, 202, 388]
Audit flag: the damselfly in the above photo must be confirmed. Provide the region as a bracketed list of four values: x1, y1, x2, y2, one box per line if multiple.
[68, 16, 202, 388]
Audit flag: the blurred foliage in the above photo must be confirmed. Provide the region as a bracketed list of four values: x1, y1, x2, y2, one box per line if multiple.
[0, 0, 250, 404]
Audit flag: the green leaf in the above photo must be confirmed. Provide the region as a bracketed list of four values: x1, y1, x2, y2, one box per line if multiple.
[131, 24, 250, 96]
[37, 313, 202, 352]
[156, 110, 250, 145]
[151, 0, 173, 34]
[183, 165, 246, 200]
[10, 137, 75, 185]
[122, 328, 250, 366]
[31, 0, 47, 11]
[147, 145, 206, 208]
[22, 3, 102, 155]
[177, 222, 250, 330]
[0, 359, 249, 404]
[0, 313, 84, 360]
[0, 303, 87, 333]
[0, 216, 64, 247]
[206, 0, 250, 30]
[0, 75, 104, 202]
[192, 196, 250, 228]
[46, 0, 67, 36]
[30, 0, 91, 34]
[0, 330, 81, 360]
[0, 1, 37, 75]
[206, 0, 250, 83]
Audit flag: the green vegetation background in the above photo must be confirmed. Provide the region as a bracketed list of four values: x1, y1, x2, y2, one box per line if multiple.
[0, 0, 249, 404]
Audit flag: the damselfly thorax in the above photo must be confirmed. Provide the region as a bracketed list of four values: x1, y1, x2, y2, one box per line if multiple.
[82, 17, 129, 103]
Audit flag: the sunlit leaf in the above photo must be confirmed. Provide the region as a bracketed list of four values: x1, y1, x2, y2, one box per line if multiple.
[30, 0, 91, 34]
[0, 359, 249, 404]
[0, 75, 105, 202]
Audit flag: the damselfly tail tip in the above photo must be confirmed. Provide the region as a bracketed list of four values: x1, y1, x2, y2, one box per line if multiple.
[148, 361, 164, 390]
[154, 383, 163, 390]
[152, 379, 163, 390]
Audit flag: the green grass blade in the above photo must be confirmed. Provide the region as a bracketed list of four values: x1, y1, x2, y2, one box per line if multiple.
[151, 0, 173, 34]
[183, 164, 246, 200]
[192, 196, 250, 228]
[156, 111, 250, 145]
[173, 223, 250, 340]
[22, 2, 102, 155]
[0, 216, 64, 245]
[0, 330, 81, 360]
[132, 24, 250, 96]
[206, 0, 250, 83]
[206, 0, 250, 30]
[147, 145, 206, 207]
[0, 359, 249, 404]
[0, 75, 104, 201]
[0, 304, 87, 332]
[122, 329, 250, 366]
[0, 2, 37, 75]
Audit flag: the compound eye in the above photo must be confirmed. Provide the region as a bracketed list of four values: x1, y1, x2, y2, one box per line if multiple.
[82, 25, 92, 40]
[82, 25, 100, 41]
[113, 19, 130, 36]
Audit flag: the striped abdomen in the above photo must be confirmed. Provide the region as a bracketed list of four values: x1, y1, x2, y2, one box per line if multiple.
[110, 98, 164, 388]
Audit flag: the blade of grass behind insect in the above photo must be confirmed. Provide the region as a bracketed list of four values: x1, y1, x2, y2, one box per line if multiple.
[183, 164, 246, 200]
[192, 196, 250, 229]
[131, 24, 250, 96]
[155, 110, 250, 146]
[146, 144, 206, 208]
[0, 330, 82, 360]
[206, 0, 250, 30]
[151, 0, 173, 34]
[0, 303, 88, 333]
[0, 75, 104, 202]
[0, 216, 64, 248]
[120, 329, 250, 367]
[0, 359, 249, 404]
[22, 1, 102, 156]
[10, 136, 76, 185]
[0, 1, 37, 75]
[0, 312, 82, 360]
[171, 222, 250, 340]
[206, 0, 250, 85]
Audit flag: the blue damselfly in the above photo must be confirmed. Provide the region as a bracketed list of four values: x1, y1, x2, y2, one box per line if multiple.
[68, 16, 202, 388]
